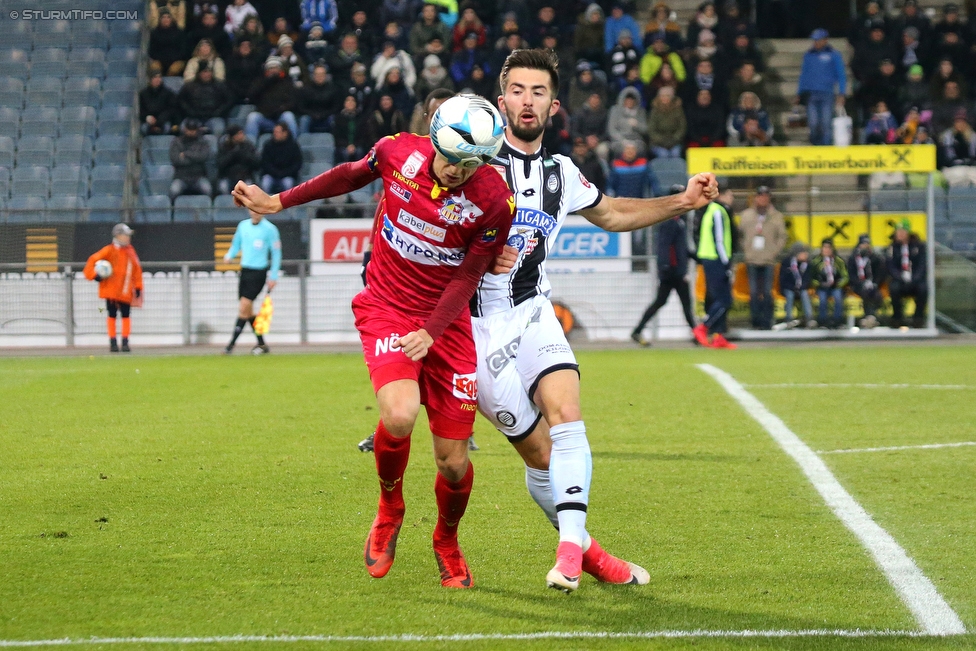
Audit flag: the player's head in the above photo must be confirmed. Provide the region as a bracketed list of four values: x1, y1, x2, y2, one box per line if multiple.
[430, 151, 478, 190]
[423, 88, 455, 128]
[112, 222, 133, 246]
[498, 49, 560, 144]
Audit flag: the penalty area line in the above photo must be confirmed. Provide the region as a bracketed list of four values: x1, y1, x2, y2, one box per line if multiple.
[0, 630, 947, 647]
[820, 442, 976, 455]
[697, 364, 967, 636]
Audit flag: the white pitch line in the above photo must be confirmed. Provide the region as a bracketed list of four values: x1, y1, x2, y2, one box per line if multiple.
[697, 364, 967, 636]
[820, 442, 976, 455]
[0, 630, 942, 647]
[744, 383, 971, 390]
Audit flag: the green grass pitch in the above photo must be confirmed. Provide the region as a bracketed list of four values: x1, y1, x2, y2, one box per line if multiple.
[1, 346, 974, 651]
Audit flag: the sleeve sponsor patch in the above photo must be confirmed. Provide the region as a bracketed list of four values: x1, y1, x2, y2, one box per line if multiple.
[481, 228, 498, 243]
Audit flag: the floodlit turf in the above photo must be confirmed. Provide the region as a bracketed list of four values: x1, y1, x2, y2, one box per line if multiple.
[0, 346, 974, 651]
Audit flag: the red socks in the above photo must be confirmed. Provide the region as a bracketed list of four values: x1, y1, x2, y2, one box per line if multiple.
[373, 420, 410, 513]
[122, 317, 131, 338]
[433, 462, 474, 541]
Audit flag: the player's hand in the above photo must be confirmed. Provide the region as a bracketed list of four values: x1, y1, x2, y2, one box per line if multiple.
[490, 245, 519, 275]
[135, 288, 142, 298]
[231, 181, 283, 214]
[266, 280, 276, 293]
[683, 173, 719, 210]
[222, 254, 232, 262]
[396, 329, 433, 361]
[94, 275, 104, 282]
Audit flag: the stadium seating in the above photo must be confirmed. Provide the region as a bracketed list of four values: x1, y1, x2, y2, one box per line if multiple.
[90, 165, 126, 197]
[64, 78, 103, 108]
[0, 107, 20, 139]
[25, 78, 63, 107]
[142, 136, 175, 165]
[0, 79, 25, 109]
[51, 165, 89, 198]
[87, 195, 124, 222]
[0, 137, 14, 169]
[94, 136, 130, 166]
[213, 194, 241, 222]
[16, 136, 55, 168]
[141, 164, 174, 196]
[21, 108, 60, 139]
[7, 196, 47, 223]
[135, 195, 172, 223]
[11, 166, 50, 198]
[173, 195, 213, 222]
[57, 135, 95, 169]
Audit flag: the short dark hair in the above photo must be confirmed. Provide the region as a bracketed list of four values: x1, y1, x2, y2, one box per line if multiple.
[499, 48, 559, 97]
[423, 88, 455, 116]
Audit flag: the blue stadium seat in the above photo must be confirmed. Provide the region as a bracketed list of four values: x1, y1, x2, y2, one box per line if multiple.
[0, 109, 20, 139]
[94, 149, 128, 166]
[0, 49, 30, 67]
[949, 224, 976, 252]
[106, 60, 138, 77]
[31, 48, 68, 64]
[106, 47, 139, 63]
[60, 118, 98, 139]
[69, 48, 107, 63]
[0, 30, 32, 50]
[7, 196, 48, 222]
[102, 89, 134, 107]
[25, 79, 63, 107]
[90, 165, 126, 197]
[141, 135, 175, 164]
[173, 194, 213, 222]
[11, 166, 50, 197]
[135, 195, 172, 223]
[301, 146, 334, 168]
[650, 157, 687, 175]
[98, 119, 130, 137]
[0, 78, 25, 108]
[305, 162, 331, 178]
[213, 193, 242, 221]
[32, 21, 72, 49]
[162, 77, 184, 94]
[103, 76, 137, 93]
[51, 165, 88, 197]
[72, 31, 110, 50]
[56, 135, 95, 168]
[48, 195, 86, 221]
[948, 187, 976, 224]
[298, 133, 336, 149]
[29, 61, 68, 79]
[101, 105, 132, 122]
[906, 189, 928, 212]
[0, 136, 13, 169]
[0, 167, 9, 200]
[16, 135, 55, 167]
[141, 163, 174, 196]
[256, 133, 271, 150]
[21, 107, 61, 139]
[73, 21, 109, 35]
[63, 78, 103, 108]
[67, 60, 107, 79]
[87, 195, 123, 222]
[870, 189, 908, 213]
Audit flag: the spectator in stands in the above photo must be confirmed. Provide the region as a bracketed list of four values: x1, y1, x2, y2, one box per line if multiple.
[185, 10, 231, 60]
[169, 118, 213, 201]
[729, 61, 767, 107]
[847, 234, 885, 328]
[149, 0, 187, 29]
[571, 92, 611, 161]
[184, 39, 226, 82]
[738, 185, 786, 329]
[224, 0, 258, 36]
[639, 34, 686, 88]
[898, 65, 932, 116]
[778, 243, 814, 328]
[686, 89, 727, 148]
[334, 94, 370, 162]
[300, 0, 338, 36]
[608, 87, 648, 156]
[303, 22, 329, 64]
[372, 41, 418, 92]
[178, 62, 234, 137]
[188, 1, 219, 23]
[886, 219, 928, 328]
[608, 141, 653, 198]
[892, 1, 931, 56]
[643, 2, 683, 52]
[718, 0, 755, 47]
[605, 2, 643, 55]
[648, 61, 681, 99]
[569, 61, 609, 116]
[686, 1, 719, 51]
[897, 26, 929, 76]
[684, 59, 727, 111]
[617, 65, 650, 107]
[451, 5, 488, 52]
[570, 136, 607, 192]
[938, 109, 976, 186]
[413, 55, 454, 107]
[380, 0, 418, 31]
[449, 32, 490, 86]
[526, 5, 559, 48]
[237, 15, 269, 60]
[688, 29, 722, 75]
[384, 20, 412, 55]
[932, 4, 968, 71]
[298, 64, 341, 134]
[574, 3, 606, 66]
[848, 0, 888, 48]
[727, 28, 765, 75]
[727, 92, 773, 146]
[852, 25, 896, 85]
[217, 125, 261, 195]
[647, 85, 685, 158]
[330, 33, 367, 88]
[933, 80, 970, 135]
[259, 122, 302, 194]
[150, 9, 187, 77]
[542, 103, 573, 156]
[863, 100, 899, 144]
[272, 37, 307, 90]
[896, 106, 924, 143]
[608, 29, 641, 88]
[140, 68, 178, 136]
[366, 93, 409, 142]
[226, 39, 263, 104]
[347, 63, 375, 113]
[797, 29, 847, 146]
[244, 58, 299, 143]
[411, 4, 452, 59]
[930, 58, 967, 102]
[459, 63, 494, 100]
[810, 238, 848, 329]
[379, 67, 417, 117]
[858, 59, 901, 122]
[268, 17, 301, 49]
[492, 33, 526, 84]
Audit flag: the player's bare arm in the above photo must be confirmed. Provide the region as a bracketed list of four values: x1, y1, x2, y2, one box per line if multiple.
[232, 181, 283, 214]
[579, 173, 719, 232]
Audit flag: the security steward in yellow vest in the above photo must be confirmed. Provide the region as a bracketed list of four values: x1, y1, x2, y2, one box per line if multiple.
[692, 180, 736, 349]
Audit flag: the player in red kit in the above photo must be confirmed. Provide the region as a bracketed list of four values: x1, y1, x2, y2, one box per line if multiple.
[232, 96, 514, 588]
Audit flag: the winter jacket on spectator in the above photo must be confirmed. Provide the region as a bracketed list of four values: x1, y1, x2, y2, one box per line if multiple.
[366, 98, 409, 142]
[380, 69, 417, 118]
[848, 7, 888, 47]
[568, 66, 608, 116]
[683, 62, 728, 110]
[608, 153, 652, 198]
[726, 35, 765, 74]
[643, 2, 684, 51]
[224, 0, 258, 36]
[235, 17, 269, 60]
[459, 65, 495, 102]
[541, 106, 572, 156]
[570, 98, 609, 142]
[410, 11, 452, 57]
[449, 46, 490, 86]
[863, 109, 898, 144]
[570, 145, 607, 193]
[886, 235, 927, 285]
[329, 40, 367, 88]
[727, 95, 773, 146]
[170, 132, 211, 182]
[647, 93, 686, 149]
[728, 63, 767, 107]
[898, 72, 931, 115]
[277, 48, 310, 89]
[686, 2, 719, 54]
[847, 248, 885, 293]
[574, 3, 606, 64]
[857, 67, 901, 115]
[607, 87, 648, 149]
[303, 24, 329, 63]
[178, 74, 234, 120]
[685, 93, 727, 148]
[372, 49, 418, 91]
[891, 5, 932, 52]
[149, 17, 186, 72]
[248, 71, 298, 120]
[779, 253, 812, 292]
[346, 75, 375, 114]
[184, 15, 231, 59]
[333, 105, 369, 152]
[381, 0, 418, 30]
[811, 252, 849, 289]
[139, 80, 178, 129]
[217, 136, 260, 184]
[450, 12, 488, 53]
[639, 45, 686, 86]
[605, 9, 643, 54]
[852, 32, 896, 83]
[938, 124, 976, 168]
[607, 40, 641, 83]
[183, 40, 226, 81]
[655, 216, 690, 273]
[149, 0, 186, 29]
[799, 43, 848, 96]
[298, 74, 341, 123]
[414, 57, 455, 103]
[226, 42, 263, 103]
[739, 206, 787, 266]
[300, 0, 338, 34]
[260, 134, 303, 181]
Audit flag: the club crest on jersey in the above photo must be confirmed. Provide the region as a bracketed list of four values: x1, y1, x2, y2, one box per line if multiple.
[507, 228, 538, 255]
[578, 172, 592, 189]
[452, 373, 478, 400]
[390, 180, 413, 203]
[402, 151, 426, 179]
[546, 173, 560, 193]
[438, 191, 484, 226]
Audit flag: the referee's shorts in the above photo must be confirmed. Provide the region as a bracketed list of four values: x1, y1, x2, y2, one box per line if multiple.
[238, 268, 268, 300]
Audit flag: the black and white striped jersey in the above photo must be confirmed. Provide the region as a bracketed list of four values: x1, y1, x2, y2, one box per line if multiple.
[470, 137, 602, 318]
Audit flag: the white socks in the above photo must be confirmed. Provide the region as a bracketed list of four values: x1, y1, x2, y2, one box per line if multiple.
[548, 420, 591, 548]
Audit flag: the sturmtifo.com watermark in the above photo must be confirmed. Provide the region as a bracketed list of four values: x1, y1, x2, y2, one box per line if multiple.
[8, 9, 139, 20]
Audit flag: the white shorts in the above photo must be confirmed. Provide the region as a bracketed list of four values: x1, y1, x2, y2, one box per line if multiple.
[471, 294, 579, 441]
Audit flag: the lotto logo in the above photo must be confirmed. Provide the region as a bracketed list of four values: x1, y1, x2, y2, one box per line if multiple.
[452, 373, 478, 400]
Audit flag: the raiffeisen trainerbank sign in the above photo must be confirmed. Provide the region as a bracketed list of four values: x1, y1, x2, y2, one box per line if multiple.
[687, 145, 937, 176]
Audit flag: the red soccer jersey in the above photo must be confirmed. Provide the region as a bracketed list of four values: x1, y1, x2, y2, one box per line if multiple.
[362, 134, 514, 316]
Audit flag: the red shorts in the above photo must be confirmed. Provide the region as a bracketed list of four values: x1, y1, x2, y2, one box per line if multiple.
[352, 290, 478, 439]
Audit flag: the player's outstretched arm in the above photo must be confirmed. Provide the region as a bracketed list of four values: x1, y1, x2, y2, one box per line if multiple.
[232, 181, 283, 214]
[580, 172, 718, 232]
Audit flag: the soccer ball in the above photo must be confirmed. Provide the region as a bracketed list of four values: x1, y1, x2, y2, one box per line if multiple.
[429, 94, 505, 168]
[94, 259, 113, 279]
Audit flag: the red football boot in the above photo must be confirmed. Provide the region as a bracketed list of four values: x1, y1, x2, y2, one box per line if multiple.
[546, 541, 583, 593]
[693, 324, 711, 347]
[433, 536, 474, 589]
[363, 507, 404, 578]
[710, 334, 737, 349]
[582, 538, 650, 585]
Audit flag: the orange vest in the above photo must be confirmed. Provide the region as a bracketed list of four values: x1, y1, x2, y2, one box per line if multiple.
[83, 243, 143, 303]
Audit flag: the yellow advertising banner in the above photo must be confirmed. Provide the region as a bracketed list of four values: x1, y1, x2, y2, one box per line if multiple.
[687, 145, 937, 176]
[782, 213, 926, 248]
